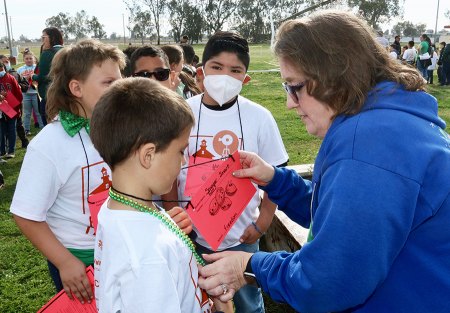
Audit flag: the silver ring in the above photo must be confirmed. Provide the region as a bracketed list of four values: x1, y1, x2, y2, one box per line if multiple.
[221, 283, 228, 295]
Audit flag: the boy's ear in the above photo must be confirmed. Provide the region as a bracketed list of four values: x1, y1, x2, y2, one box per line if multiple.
[139, 143, 156, 169]
[196, 67, 203, 78]
[170, 70, 179, 82]
[169, 70, 177, 90]
[68, 79, 82, 98]
[243, 74, 251, 85]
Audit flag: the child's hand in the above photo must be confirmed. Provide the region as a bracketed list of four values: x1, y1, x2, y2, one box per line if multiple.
[59, 256, 93, 304]
[212, 296, 233, 313]
[239, 222, 264, 244]
[168, 206, 193, 234]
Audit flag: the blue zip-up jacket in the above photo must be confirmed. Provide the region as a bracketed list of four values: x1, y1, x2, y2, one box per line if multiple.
[253, 81, 450, 312]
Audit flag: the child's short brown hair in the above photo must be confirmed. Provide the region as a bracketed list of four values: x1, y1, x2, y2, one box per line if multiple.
[90, 77, 194, 169]
[161, 45, 184, 67]
[46, 39, 126, 121]
[129, 45, 169, 75]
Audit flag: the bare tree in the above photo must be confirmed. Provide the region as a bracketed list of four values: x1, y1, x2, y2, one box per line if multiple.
[88, 16, 107, 39]
[125, 0, 166, 45]
[71, 10, 90, 39]
[132, 10, 154, 44]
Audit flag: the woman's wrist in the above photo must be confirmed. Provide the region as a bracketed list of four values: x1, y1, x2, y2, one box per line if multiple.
[244, 255, 260, 287]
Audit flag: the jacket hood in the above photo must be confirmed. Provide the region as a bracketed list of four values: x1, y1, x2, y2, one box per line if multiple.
[362, 81, 445, 129]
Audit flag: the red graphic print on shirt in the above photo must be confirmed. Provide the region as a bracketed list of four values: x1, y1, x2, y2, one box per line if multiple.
[81, 162, 112, 235]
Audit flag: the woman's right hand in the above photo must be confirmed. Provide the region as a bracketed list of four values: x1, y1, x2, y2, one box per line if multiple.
[233, 151, 275, 186]
[58, 256, 93, 303]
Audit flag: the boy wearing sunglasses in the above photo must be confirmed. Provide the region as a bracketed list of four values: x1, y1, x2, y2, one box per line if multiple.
[170, 31, 289, 313]
[129, 45, 176, 90]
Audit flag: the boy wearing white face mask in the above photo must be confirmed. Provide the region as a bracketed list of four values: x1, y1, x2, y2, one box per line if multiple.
[173, 31, 289, 313]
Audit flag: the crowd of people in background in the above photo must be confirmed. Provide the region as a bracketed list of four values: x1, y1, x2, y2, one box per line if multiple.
[0, 29, 206, 189]
[377, 31, 450, 86]
[1, 29, 449, 181]
[1, 13, 450, 312]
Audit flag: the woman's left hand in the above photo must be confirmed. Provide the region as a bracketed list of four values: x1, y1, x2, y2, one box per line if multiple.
[198, 251, 253, 302]
[168, 206, 193, 234]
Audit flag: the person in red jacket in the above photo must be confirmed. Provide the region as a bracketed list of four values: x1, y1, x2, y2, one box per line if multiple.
[0, 61, 23, 158]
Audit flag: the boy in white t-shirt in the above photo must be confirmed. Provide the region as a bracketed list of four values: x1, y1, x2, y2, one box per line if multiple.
[167, 31, 289, 313]
[402, 40, 417, 65]
[90, 78, 231, 313]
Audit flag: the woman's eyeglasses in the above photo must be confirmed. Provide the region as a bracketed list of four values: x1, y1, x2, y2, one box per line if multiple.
[133, 69, 170, 81]
[282, 81, 307, 103]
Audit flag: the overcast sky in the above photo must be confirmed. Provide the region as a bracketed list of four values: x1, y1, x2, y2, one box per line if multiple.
[4, 0, 449, 40]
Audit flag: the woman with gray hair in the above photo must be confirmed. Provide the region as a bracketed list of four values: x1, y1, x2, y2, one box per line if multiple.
[198, 10, 450, 312]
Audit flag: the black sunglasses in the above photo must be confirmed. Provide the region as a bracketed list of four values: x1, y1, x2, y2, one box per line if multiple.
[282, 81, 307, 103]
[133, 68, 170, 81]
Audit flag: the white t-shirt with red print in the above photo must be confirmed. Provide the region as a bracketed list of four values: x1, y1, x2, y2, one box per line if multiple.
[178, 94, 289, 250]
[94, 203, 212, 313]
[10, 121, 111, 249]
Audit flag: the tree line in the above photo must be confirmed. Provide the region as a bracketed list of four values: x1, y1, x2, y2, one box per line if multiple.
[45, 11, 106, 40]
[41, 0, 449, 44]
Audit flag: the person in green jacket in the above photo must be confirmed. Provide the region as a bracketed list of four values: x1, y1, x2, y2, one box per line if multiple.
[32, 27, 63, 126]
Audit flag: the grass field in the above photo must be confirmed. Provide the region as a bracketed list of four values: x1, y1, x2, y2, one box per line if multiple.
[0, 43, 449, 312]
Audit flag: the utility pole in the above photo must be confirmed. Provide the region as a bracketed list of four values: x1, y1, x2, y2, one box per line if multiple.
[9, 15, 12, 41]
[434, 0, 440, 44]
[122, 13, 126, 45]
[3, 0, 12, 56]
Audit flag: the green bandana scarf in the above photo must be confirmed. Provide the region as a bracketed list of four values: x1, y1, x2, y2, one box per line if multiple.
[59, 110, 90, 137]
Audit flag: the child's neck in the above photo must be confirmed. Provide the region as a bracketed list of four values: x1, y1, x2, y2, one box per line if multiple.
[109, 174, 155, 212]
[109, 187, 156, 212]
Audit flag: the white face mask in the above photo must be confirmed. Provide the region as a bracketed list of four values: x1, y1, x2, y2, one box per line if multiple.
[203, 73, 243, 106]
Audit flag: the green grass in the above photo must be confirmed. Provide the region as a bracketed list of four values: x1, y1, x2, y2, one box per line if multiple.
[1, 43, 449, 312]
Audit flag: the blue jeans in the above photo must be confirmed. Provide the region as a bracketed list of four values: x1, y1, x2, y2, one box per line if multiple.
[23, 93, 43, 131]
[47, 260, 94, 293]
[438, 66, 444, 84]
[427, 70, 434, 84]
[443, 62, 450, 86]
[47, 260, 64, 292]
[0, 117, 17, 155]
[417, 59, 428, 79]
[39, 98, 47, 126]
[196, 241, 265, 313]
